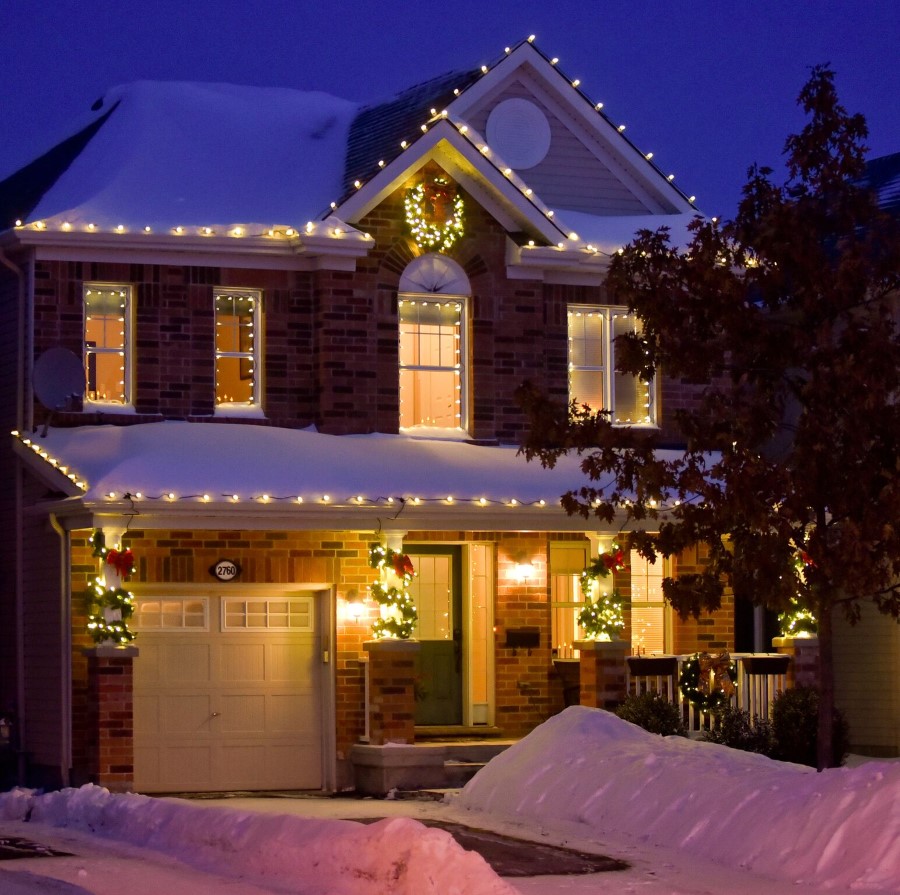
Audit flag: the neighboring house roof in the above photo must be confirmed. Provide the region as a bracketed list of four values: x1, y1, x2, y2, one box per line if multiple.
[864, 151, 900, 219]
[0, 38, 698, 262]
[12, 422, 650, 531]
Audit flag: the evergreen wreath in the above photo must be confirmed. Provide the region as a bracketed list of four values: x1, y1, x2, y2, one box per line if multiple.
[404, 176, 465, 252]
[368, 543, 418, 639]
[679, 652, 738, 714]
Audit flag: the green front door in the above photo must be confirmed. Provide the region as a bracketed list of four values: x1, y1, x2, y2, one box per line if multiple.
[409, 546, 463, 726]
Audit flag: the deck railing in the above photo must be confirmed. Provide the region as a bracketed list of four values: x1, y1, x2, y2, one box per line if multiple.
[626, 652, 790, 735]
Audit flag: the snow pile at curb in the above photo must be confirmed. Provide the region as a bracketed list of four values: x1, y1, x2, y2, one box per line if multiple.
[454, 706, 899, 891]
[0, 785, 515, 895]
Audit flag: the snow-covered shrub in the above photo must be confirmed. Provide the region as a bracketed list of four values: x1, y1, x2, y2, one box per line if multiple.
[702, 705, 775, 756]
[615, 692, 687, 737]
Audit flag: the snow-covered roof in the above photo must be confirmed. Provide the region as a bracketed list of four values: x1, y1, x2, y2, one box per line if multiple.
[12, 81, 360, 233]
[14, 422, 640, 532]
[0, 38, 699, 264]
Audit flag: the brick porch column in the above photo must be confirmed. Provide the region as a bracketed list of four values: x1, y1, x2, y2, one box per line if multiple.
[772, 636, 820, 688]
[575, 639, 628, 710]
[83, 645, 138, 792]
[363, 640, 421, 745]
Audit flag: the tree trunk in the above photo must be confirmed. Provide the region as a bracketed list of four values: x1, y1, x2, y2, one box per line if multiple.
[816, 597, 836, 770]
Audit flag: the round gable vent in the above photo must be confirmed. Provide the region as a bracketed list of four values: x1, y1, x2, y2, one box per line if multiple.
[486, 98, 551, 170]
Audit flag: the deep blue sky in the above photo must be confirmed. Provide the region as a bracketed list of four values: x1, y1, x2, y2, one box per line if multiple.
[2, 0, 897, 219]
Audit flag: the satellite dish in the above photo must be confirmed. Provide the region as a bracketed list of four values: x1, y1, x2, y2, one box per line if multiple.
[34, 346, 85, 411]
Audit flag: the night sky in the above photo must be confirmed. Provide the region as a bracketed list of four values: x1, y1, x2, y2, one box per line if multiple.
[2, 0, 897, 219]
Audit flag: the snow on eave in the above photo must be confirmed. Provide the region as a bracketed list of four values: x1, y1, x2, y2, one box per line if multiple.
[15, 423, 693, 532]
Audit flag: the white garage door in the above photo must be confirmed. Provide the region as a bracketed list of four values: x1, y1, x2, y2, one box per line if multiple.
[133, 593, 323, 793]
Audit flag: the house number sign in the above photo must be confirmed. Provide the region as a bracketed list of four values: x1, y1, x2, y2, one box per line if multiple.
[210, 559, 242, 582]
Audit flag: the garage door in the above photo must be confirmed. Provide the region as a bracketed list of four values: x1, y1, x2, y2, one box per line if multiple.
[133, 593, 323, 793]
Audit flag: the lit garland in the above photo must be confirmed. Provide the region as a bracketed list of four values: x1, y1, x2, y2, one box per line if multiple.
[679, 652, 737, 714]
[86, 578, 136, 645]
[368, 544, 418, 639]
[578, 545, 626, 640]
[778, 598, 817, 637]
[404, 177, 464, 252]
[86, 529, 137, 645]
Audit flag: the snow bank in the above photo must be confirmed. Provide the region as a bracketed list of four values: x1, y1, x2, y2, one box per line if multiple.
[0, 785, 515, 895]
[454, 706, 900, 891]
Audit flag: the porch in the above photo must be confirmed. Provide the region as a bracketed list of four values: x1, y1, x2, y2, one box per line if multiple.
[351, 636, 819, 792]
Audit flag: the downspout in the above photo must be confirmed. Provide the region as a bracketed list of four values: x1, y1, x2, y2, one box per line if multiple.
[1, 247, 29, 784]
[49, 513, 72, 788]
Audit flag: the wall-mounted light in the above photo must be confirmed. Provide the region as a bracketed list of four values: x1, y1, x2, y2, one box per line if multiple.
[343, 589, 366, 623]
[513, 562, 535, 583]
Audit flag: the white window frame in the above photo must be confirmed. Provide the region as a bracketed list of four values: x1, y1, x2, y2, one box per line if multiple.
[133, 597, 210, 632]
[629, 550, 671, 654]
[221, 596, 314, 632]
[567, 305, 656, 427]
[83, 282, 134, 410]
[398, 293, 468, 436]
[214, 288, 262, 414]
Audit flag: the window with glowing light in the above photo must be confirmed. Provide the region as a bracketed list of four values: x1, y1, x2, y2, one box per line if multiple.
[629, 549, 670, 654]
[567, 307, 656, 426]
[399, 296, 466, 432]
[83, 284, 132, 405]
[214, 289, 261, 409]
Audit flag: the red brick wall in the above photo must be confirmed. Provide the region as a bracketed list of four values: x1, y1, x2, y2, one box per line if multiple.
[32, 165, 701, 444]
[671, 543, 735, 654]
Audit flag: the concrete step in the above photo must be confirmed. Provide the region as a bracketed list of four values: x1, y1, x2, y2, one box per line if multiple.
[443, 759, 487, 787]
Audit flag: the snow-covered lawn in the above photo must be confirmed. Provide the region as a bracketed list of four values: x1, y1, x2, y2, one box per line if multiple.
[0, 706, 897, 894]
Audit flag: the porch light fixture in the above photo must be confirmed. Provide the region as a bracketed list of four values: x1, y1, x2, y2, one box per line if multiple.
[513, 562, 535, 583]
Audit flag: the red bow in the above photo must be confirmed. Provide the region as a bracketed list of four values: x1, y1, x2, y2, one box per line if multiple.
[106, 549, 135, 579]
[602, 549, 624, 571]
[392, 553, 415, 578]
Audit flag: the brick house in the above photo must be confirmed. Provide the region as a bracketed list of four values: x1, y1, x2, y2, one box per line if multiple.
[0, 38, 749, 794]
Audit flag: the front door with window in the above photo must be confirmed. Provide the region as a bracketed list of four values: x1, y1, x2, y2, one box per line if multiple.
[408, 546, 463, 725]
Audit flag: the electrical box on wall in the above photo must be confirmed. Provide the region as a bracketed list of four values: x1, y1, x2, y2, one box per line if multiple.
[505, 628, 540, 649]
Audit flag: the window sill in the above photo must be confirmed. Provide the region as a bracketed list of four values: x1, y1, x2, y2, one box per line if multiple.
[82, 403, 136, 415]
[214, 405, 266, 419]
[399, 426, 470, 441]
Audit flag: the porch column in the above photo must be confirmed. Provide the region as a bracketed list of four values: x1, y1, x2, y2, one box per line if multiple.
[575, 639, 628, 710]
[772, 636, 820, 688]
[363, 639, 421, 745]
[82, 644, 139, 793]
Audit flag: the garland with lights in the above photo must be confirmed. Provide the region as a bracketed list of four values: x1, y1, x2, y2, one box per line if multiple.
[678, 652, 737, 714]
[404, 177, 464, 252]
[368, 544, 418, 639]
[86, 529, 137, 645]
[578, 545, 626, 640]
[778, 598, 818, 637]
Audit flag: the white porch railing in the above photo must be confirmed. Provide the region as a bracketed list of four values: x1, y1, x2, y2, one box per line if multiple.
[626, 653, 790, 735]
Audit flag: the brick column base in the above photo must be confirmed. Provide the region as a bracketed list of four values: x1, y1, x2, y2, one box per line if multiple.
[772, 636, 820, 689]
[363, 640, 421, 745]
[83, 646, 138, 792]
[575, 639, 628, 710]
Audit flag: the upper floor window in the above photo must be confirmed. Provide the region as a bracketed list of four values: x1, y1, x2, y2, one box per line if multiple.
[83, 283, 132, 406]
[214, 289, 261, 410]
[567, 306, 656, 426]
[398, 254, 470, 435]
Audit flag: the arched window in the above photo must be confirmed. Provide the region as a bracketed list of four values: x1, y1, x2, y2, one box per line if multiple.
[398, 255, 470, 434]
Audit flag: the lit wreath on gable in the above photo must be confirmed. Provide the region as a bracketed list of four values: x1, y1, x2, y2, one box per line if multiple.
[404, 176, 465, 252]
[368, 544, 418, 639]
